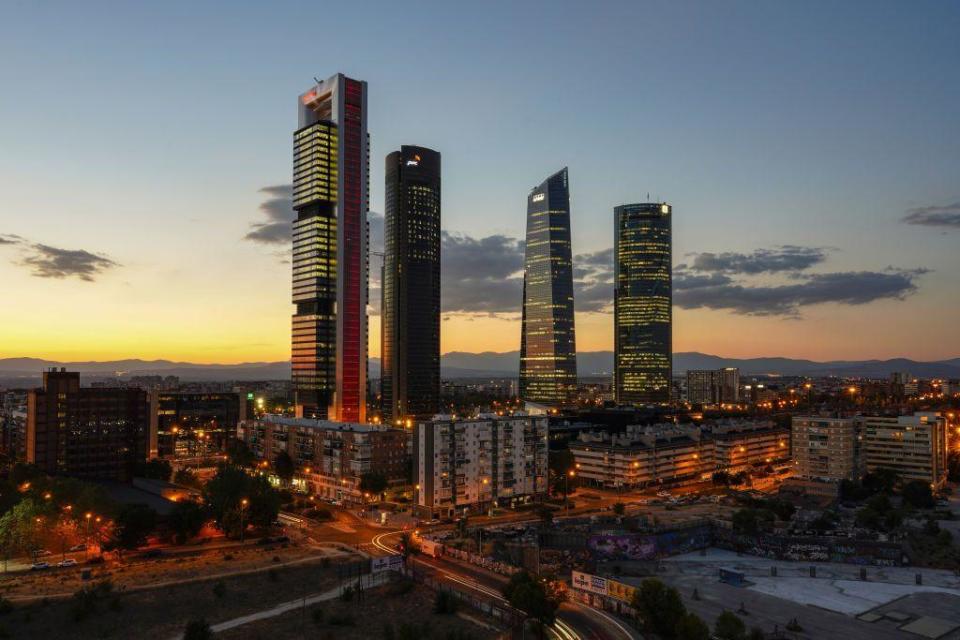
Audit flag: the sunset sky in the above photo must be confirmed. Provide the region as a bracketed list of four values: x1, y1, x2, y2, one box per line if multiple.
[1, 1, 958, 364]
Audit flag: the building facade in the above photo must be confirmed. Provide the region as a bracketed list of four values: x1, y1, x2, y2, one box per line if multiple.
[861, 413, 948, 488]
[27, 370, 149, 482]
[149, 391, 251, 460]
[569, 425, 713, 489]
[708, 420, 790, 472]
[381, 146, 441, 422]
[791, 416, 863, 482]
[237, 415, 409, 502]
[686, 368, 740, 405]
[293, 73, 369, 422]
[413, 414, 548, 518]
[614, 202, 672, 405]
[519, 168, 577, 406]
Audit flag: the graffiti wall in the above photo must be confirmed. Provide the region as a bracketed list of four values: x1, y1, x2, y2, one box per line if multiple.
[712, 529, 905, 566]
[587, 526, 712, 561]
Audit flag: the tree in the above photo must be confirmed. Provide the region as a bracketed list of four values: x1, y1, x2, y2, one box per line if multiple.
[225, 439, 255, 468]
[274, 451, 295, 486]
[503, 571, 560, 637]
[712, 471, 731, 486]
[612, 502, 626, 516]
[901, 480, 935, 509]
[538, 506, 553, 526]
[204, 465, 249, 536]
[183, 618, 213, 640]
[676, 612, 711, 640]
[173, 468, 202, 489]
[112, 504, 157, 557]
[359, 471, 388, 498]
[714, 611, 747, 640]
[0, 498, 49, 561]
[245, 474, 281, 529]
[630, 579, 687, 638]
[732, 509, 773, 534]
[862, 469, 899, 495]
[136, 459, 173, 482]
[168, 500, 207, 544]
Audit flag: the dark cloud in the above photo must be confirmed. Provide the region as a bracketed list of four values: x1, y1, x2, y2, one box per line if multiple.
[0, 234, 23, 245]
[674, 269, 924, 316]
[573, 248, 614, 312]
[901, 202, 960, 229]
[687, 246, 827, 274]
[441, 232, 524, 313]
[20, 244, 120, 281]
[244, 185, 293, 245]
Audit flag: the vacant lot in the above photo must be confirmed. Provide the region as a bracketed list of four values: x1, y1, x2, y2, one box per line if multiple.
[218, 576, 502, 640]
[0, 554, 354, 640]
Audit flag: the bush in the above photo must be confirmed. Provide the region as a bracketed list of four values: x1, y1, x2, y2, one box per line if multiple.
[715, 611, 747, 640]
[183, 618, 213, 640]
[340, 586, 354, 602]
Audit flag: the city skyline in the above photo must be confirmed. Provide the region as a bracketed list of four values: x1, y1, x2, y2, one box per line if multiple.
[1, 2, 958, 364]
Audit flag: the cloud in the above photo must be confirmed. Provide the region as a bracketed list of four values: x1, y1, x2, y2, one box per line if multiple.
[244, 185, 293, 245]
[901, 202, 960, 229]
[0, 234, 23, 245]
[19, 243, 120, 281]
[686, 246, 828, 274]
[441, 232, 524, 313]
[674, 269, 924, 316]
[573, 248, 613, 312]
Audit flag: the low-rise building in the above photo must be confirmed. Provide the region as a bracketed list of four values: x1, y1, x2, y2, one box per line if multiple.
[861, 412, 948, 488]
[237, 415, 410, 502]
[707, 420, 790, 473]
[569, 425, 714, 489]
[413, 413, 548, 518]
[150, 391, 251, 459]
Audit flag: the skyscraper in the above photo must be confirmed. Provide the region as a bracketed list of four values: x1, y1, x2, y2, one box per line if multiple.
[614, 202, 672, 405]
[519, 168, 577, 405]
[381, 146, 441, 422]
[293, 73, 368, 422]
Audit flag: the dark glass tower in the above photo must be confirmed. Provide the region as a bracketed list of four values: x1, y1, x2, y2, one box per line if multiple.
[293, 73, 368, 422]
[614, 202, 672, 405]
[519, 168, 577, 405]
[381, 146, 441, 422]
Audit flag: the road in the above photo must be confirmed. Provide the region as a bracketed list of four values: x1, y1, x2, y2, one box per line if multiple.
[370, 529, 639, 640]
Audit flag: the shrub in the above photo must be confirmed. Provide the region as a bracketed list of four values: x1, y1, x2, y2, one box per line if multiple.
[340, 586, 354, 602]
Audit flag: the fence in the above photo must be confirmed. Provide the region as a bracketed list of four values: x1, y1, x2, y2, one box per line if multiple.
[403, 566, 525, 628]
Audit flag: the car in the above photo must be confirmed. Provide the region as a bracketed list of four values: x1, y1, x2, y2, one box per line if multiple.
[34, 550, 52, 557]
[68, 544, 87, 552]
[57, 558, 78, 568]
[31, 562, 50, 571]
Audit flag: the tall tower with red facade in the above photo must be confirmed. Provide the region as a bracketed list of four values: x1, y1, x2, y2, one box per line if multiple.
[293, 73, 368, 422]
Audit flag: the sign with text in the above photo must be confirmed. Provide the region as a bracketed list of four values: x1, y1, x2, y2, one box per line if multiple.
[371, 554, 403, 574]
[571, 570, 608, 596]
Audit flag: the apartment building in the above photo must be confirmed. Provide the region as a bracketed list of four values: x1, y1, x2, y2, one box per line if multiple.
[707, 420, 790, 473]
[237, 415, 410, 502]
[413, 413, 548, 519]
[569, 425, 714, 489]
[790, 416, 863, 482]
[861, 412, 948, 488]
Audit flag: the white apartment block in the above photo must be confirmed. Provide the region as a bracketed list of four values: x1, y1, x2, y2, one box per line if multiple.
[413, 413, 548, 518]
[861, 412, 948, 488]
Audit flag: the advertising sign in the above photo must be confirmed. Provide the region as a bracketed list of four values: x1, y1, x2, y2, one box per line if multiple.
[571, 570, 608, 596]
[371, 554, 403, 574]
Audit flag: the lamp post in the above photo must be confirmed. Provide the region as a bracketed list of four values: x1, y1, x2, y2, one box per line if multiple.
[565, 471, 575, 513]
[239, 498, 249, 543]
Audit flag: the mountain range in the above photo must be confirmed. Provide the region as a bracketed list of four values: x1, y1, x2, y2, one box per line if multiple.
[1, 352, 958, 384]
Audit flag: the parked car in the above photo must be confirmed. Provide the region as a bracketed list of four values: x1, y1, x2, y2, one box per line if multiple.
[31, 562, 50, 571]
[33, 549, 52, 557]
[68, 544, 87, 552]
[57, 558, 78, 568]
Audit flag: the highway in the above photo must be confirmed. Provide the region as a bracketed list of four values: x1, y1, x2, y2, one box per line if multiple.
[371, 530, 639, 640]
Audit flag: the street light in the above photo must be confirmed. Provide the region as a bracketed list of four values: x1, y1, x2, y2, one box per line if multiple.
[239, 498, 249, 543]
[565, 471, 575, 513]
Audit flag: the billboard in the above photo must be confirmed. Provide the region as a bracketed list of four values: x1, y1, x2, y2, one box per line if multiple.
[571, 571, 608, 596]
[371, 554, 403, 573]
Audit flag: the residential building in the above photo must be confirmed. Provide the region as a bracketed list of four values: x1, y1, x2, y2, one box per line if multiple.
[237, 415, 409, 502]
[519, 168, 577, 406]
[614, 202, 672, 405]
[569, 425, 713, 489]
[381, 146, 441, 422]
[413, 413, 548, 518]
[27, 370, 149, 482]
[686, 368, 740, 405]
[706, 419, 790, 472]
[791, 416, 863, 482]
[861, 412, 948, 488]
[293, 73, 369, 422]
[149, 391, 251, 459]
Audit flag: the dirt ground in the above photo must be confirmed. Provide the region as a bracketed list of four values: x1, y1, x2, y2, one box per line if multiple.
[0, 540, 337, 601]
[0, 554, 353, 640]
[217, 576, 503, 640]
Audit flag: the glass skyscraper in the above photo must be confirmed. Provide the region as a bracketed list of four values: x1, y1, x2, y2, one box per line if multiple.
[293, 73, 368, 422]
[519, 168, 577, 405]
[614, 202, 672, 405]
[381, 146, 441, 422]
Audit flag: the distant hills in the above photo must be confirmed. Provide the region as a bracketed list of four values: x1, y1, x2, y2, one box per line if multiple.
[1, 352, 958, 384]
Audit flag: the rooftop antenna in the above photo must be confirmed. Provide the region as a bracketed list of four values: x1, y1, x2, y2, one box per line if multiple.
[313, 76, 322, 85]
[646, 192, 650, 202]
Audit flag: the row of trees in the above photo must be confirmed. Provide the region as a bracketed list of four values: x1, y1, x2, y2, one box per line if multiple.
[631, 578, 762, 640]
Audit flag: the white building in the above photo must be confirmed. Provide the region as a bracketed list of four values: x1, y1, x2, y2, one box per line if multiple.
[413, 413, 548, 518]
